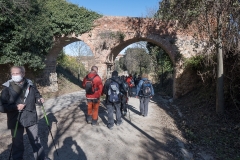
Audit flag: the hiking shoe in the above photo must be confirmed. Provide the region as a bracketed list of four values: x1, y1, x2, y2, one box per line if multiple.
[91, 122, 99, 126]
[107, 125, 114, 130]
[44, 157, 51, 160]
[91, 119, 98, 125]
[87, 121, 92, 124]
[122, 111, 127, 117]
[116, 121, 123, 126]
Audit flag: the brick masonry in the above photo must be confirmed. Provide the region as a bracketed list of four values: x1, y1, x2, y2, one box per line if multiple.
[42, 16, 206, 98]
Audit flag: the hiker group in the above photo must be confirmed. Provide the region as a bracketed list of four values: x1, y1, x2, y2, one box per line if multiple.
[83, 66, 154, 130]
[0, 65, 154, 160]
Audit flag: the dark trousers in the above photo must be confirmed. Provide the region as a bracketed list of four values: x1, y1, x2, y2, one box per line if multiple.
[11, 124, 45, 160]
[128, 88, 132, 97]
[120, 95, 128, 112]
[139, 97, 150, 116]
[107, 103, 122, 127]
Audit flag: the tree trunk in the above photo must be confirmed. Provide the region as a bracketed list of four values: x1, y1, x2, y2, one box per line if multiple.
[216, 12, 224, 114]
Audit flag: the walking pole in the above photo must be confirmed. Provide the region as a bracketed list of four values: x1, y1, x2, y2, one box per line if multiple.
[40, 102, 59, 157]
[9, 110, 22, 160]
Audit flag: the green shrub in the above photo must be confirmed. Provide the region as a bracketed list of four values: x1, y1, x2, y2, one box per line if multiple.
[0, 0, 101, 71]
[57, 51, 87, 78]
[184, 55, 204, 70]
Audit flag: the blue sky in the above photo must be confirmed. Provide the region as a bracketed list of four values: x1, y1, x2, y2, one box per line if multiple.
[64, 0, 160, 55]
[69, 0, 159, 17]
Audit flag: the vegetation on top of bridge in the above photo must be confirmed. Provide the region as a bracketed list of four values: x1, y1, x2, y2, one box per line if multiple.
[0, 0, 101, 70]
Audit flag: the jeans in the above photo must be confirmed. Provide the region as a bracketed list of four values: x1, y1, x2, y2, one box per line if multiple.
[139, 97, 150, 116]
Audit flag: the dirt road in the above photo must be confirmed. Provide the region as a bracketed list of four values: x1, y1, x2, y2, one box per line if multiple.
[0, 91, 213, 160]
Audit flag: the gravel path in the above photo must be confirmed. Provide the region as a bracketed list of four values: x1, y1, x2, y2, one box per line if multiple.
[0, 91, 212, 160]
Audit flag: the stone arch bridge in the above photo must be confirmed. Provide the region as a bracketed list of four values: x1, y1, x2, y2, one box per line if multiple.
[41, 16, 206, 98]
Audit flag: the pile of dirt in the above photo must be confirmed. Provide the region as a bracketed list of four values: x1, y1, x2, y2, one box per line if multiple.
[170, 86, 240, 159]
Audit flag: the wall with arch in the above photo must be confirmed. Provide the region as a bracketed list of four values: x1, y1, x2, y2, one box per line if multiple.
[42, 16, 207, 98]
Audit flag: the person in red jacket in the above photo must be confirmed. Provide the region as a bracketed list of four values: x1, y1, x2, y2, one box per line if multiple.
[126, 74, 134, 97]
[82, 66, 103, 126]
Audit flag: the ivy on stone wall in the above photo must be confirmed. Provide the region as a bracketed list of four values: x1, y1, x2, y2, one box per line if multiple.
[0, 0, 101, 70]
[44, 0, 102, 36]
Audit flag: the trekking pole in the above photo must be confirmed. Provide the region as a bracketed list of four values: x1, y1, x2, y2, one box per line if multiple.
[9, 110, 22, 160]
[40, 102, 59, 157]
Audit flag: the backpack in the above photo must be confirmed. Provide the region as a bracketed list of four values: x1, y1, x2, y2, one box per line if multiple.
[85, 75, 97, 94]
[141, 80, 152, 97]
[108, 79, 120, 103]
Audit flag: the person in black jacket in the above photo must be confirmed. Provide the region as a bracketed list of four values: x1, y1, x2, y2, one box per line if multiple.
[103, 71, 127, 130]
[1, 66, 50, 160]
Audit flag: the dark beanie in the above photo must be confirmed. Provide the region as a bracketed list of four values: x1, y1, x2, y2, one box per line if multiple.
[112, 70, 118, 77]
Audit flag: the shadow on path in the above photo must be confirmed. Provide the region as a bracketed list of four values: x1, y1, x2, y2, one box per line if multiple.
[54, 137, 87, 160]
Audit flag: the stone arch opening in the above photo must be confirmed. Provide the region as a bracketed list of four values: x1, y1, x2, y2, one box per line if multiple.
[106, 37, 176, 66]
[106, 36, 177, 98]
[41, 37, 94, 92]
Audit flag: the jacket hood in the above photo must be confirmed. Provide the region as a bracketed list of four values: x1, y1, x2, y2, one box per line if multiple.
[2, 78, 33, 87]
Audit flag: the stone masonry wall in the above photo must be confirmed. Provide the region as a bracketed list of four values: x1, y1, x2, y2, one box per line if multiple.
[42, 16, 206, 98]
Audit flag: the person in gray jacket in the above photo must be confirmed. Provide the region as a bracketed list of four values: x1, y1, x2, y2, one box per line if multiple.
[1, 66, 50, 160]
[136, 73, 154, 117]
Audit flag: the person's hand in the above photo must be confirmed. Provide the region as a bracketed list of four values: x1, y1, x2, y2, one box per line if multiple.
[136, 96, 138, 99]
[38, 98, 44, 104]
[17, 104, 25, 111]
[150, 96, 153, 99]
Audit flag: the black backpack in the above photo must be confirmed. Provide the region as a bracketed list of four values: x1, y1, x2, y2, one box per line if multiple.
[141, 80, 152, 97]
[108, 79, 120, 103]
[85, 75, 97, 94]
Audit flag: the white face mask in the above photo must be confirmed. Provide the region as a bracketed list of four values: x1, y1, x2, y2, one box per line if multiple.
[12, 75, 23, 83]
